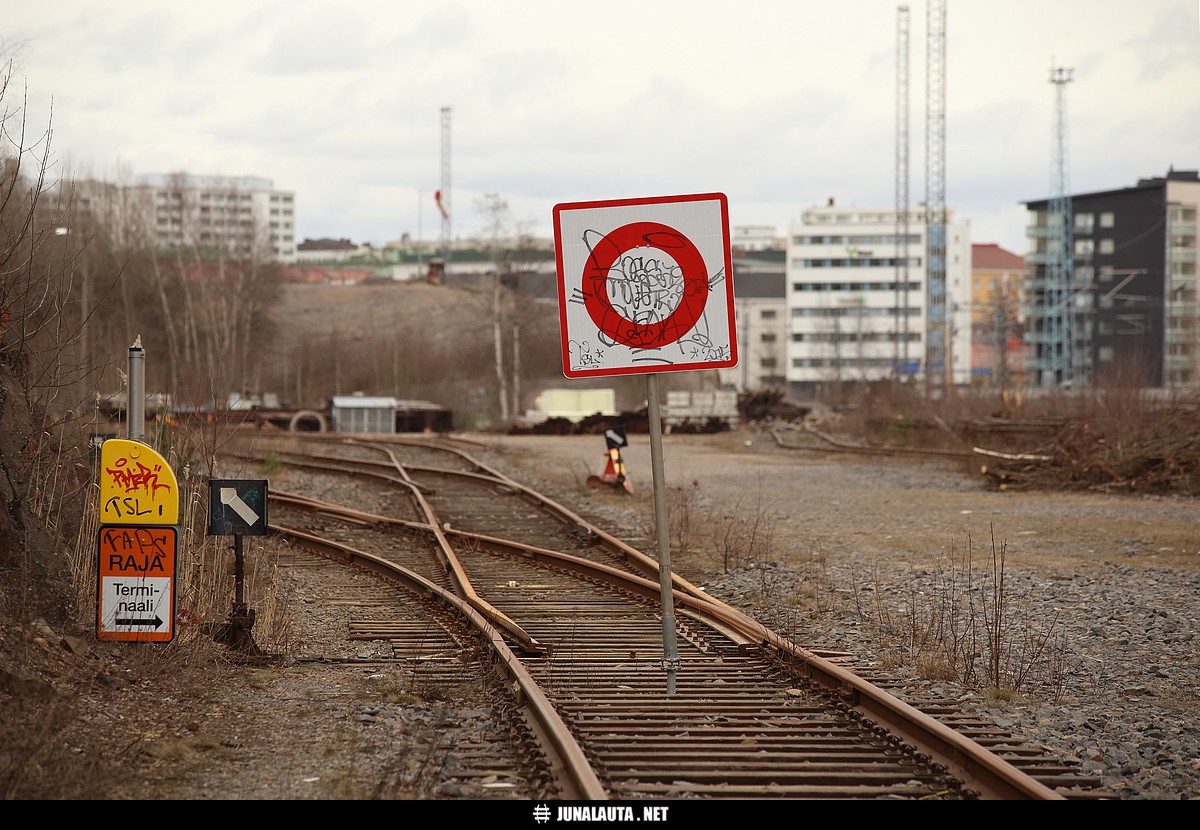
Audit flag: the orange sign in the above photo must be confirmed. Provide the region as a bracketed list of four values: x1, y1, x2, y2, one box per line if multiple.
[99, 438, 179, 525]
[96, 525, 177, 642]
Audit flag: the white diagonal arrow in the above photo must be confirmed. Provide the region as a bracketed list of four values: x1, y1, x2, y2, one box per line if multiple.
[220, 488, 260, 526]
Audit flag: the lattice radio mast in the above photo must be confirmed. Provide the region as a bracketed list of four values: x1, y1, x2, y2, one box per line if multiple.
[924, 0, 947, 394]
[1046, 63, 1075, 386]
[440, 106, 452, 263]
[894, 5, 911, 379]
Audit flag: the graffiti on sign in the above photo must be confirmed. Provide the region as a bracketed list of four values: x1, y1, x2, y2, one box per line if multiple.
[553, 193, 737, 379]
[96, 525, 177, 642]
[99, 438, 179, 525]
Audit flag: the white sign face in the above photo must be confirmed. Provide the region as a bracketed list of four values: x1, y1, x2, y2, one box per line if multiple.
[553, 193, 737, 379]
[99, 576, 173, 635]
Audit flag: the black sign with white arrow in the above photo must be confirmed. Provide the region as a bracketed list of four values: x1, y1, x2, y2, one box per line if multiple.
[208, 480, 269, 536]
[604, 426, 628, 450]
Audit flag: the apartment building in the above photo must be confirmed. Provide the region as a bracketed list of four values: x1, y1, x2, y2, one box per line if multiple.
[137, 174, 297, 263]
[784, 201, 972, 398]
[716, 251, 788, 391]
[1024, 168, 1200, 389]
[970, 243, 1028, 389]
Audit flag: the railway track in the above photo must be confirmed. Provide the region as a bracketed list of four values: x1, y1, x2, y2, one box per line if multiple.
[224, 431, 1112, 801]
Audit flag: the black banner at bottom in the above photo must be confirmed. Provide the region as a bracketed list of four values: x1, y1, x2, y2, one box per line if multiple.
[370, 799, 964, 822]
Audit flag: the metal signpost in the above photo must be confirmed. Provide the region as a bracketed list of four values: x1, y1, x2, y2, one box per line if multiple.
[95, 342, 180, 643]
[553, 192, 736, 694]
[208, 479, 269, 653]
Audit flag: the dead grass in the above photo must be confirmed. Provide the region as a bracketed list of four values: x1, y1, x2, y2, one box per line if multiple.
[652, 442, 1078, 698]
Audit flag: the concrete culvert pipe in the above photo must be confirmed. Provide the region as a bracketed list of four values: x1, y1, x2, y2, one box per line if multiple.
[289, 410, 328, 432]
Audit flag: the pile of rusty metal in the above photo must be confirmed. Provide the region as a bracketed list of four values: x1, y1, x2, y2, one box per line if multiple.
[510, 411, 651, 436]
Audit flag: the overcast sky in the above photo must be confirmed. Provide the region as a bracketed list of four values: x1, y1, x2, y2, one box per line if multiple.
[6, 1, 1199, 255]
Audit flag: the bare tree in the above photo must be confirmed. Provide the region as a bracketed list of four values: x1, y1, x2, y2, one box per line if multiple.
[478, 193, 513, 421]
[110, 172, 282, 408]
[0, 58, 81, 624]
[474, 194, 554, 424]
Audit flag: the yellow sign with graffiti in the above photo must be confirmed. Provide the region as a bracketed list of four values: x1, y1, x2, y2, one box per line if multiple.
[98, 438, 179, 525]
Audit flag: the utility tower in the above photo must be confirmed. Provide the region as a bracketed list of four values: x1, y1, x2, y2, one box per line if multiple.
[440, 106, 452, 263]
[1045, 63, 1075, 387]
[894, 5, 911, 380]
[924, 0, 947, 395]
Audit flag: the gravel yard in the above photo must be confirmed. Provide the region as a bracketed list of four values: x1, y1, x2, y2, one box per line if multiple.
[478, 429, 1200, 801]
[4, 427, 1198, 800]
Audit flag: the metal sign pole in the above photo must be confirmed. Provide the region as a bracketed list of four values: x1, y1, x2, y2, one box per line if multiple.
[646, 373, 679, 695]
[552, 193, 734, 696]
[207, 480, 268, 655]
[127, 337, 145, 443]
[233, 534, 245, 610]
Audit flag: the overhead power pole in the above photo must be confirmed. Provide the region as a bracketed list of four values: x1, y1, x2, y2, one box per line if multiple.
[924, 0, 947, 395]
[894, 5, 911, 380]
[1046, 63, 1075, 387]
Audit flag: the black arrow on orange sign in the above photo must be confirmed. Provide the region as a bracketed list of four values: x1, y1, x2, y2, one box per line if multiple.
[115, 615, 164, 628]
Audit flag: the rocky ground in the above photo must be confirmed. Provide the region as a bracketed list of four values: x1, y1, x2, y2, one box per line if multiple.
[3, 427, 1199, 800]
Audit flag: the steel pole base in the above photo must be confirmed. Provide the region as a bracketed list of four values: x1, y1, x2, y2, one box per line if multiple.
[212, 603, 262, 655]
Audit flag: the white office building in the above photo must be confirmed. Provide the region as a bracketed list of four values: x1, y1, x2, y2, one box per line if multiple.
[785, 201, 972, 398]
[131, 173, 297, 263]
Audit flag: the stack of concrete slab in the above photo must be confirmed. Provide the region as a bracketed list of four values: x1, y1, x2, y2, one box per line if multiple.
[664, 390, 739, 429]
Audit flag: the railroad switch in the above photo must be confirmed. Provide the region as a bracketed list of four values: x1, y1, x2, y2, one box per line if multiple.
[212, 601, 263, 656]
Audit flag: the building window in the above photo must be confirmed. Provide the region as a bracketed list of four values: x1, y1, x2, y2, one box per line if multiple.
[1075, 213, 1095, 234]
[760, 357, 777, 368]
[761, 333, 777, 342]
[760, 309, 777, 320]
[1099, 239, 1114, 255]
[1100, 212, 1115, 228]
[1098, 346, 1114, 362]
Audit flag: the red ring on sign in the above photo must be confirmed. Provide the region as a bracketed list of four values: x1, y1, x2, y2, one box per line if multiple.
[582, 221, 709, 349]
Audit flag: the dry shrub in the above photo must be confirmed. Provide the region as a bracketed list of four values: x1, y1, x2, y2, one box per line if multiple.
[818, 383, 1200, 496]
[840, 529, 1072, 699]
